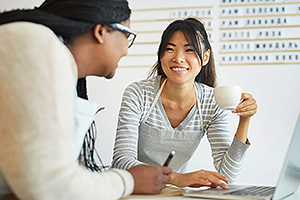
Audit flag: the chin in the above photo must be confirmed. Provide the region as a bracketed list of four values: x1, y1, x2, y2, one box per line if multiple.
[104, 71, 116, 79]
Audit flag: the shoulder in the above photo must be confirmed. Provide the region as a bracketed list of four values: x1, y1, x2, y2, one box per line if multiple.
[196, 82, 215, 98]
[196, 82, 225, 116]
[0, 22, 61, 47]
[1, 21, 50, 34]
[124, 76, 158, 96]
[197, 83, 229, 121]
[0, 22, 77, 84]
[200, 83, 214, 92]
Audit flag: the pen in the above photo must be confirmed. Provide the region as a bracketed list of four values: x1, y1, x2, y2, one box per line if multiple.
[163, 151, 175, 166]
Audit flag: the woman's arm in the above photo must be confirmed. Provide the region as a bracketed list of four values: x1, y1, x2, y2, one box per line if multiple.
[207, 92, 257, 182]
[233, 93, 258, 143]
[112, 82, 147, 169]
[206, 105, 248, 182]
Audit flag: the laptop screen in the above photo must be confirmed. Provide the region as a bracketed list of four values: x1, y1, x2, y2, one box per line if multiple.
[273, 114, 300, 199]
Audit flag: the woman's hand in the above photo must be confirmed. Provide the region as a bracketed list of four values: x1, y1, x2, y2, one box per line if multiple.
[233, 92, 258, 143]
[232, 93, 257, 118]
[168, 170, 229, 190]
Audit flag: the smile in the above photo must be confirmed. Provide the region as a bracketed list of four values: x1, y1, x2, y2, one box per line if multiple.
[170, 66, 189, 73]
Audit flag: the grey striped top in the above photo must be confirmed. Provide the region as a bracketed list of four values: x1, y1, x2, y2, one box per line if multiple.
[112, 76, 250, 182]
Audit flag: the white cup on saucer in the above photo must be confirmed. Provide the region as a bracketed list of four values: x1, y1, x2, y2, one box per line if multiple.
[213, 85, 242, 110]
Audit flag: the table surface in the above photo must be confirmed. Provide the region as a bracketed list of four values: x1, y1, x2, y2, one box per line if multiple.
[123, 186, 300, 200]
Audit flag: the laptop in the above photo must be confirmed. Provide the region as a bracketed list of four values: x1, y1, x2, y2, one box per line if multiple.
[183, 114, 300, 200]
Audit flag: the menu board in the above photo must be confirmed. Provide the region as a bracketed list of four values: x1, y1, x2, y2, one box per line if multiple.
[121, 0, 300, 68]
[219, 0, 300, 65]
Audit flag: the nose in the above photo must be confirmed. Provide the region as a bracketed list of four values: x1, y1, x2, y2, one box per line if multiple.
[173, 50, 185, 63]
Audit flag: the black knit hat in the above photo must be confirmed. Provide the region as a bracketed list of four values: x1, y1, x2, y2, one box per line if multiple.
[0, 0, 131, 37]
[39, 0, 131, 24]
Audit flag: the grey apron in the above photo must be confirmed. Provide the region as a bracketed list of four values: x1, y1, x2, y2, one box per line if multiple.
[138, 79, 204, 172]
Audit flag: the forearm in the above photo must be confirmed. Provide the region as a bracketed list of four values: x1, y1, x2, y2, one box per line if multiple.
[112, 85, 145, 169]
[233, 92, 257, 143]
[112, 152, 145, 170]
[112, 119, 145, 169]
[217, 136, 249, 182]
[235, 117, 251, 143]
[208, 115, 249, 182]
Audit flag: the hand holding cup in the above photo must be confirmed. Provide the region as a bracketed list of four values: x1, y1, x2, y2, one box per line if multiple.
[214, 85, 257, 118]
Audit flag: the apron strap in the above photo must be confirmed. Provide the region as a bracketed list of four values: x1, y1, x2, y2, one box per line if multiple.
[142, 78, 203, 131]
[194, 83, 204, 131]
[142, 78, 167, 123]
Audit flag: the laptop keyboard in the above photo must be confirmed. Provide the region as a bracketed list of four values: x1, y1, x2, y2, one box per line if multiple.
[224, 186, 276, 197]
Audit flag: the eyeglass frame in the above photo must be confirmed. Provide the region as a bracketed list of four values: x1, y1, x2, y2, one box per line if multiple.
[108, 23, 137, 48]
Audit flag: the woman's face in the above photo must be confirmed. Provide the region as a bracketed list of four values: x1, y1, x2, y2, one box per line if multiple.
[160, 30, 202, 85]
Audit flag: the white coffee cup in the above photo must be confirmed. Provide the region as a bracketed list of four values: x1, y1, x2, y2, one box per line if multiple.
[213, 85, 242, 110]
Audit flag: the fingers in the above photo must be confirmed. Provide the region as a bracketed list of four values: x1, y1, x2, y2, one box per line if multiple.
[210, 171, 230, 183]
[160, 166, 172, 185]
[129, 165, 171, 194]
[210, 182, 228, 189]
[162, 166, 172, 175]
[197, 170, 229, 190]
[173, 170, 229, 189]
[162, 173, 171, 184]
[233, 93, 258, 118]
[152, 166, 171, 192]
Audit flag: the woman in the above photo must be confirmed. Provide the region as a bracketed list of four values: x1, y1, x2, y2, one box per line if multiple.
[112, 17, 258, 188]
[0, 0, 171, 199]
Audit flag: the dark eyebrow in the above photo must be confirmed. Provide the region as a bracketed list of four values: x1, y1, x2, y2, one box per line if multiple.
[167, 42, 193, 47]
[167, 42, 176, 47]
[184, 44, 194, 47]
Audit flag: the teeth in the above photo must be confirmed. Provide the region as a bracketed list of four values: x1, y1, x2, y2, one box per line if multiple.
[172, 67, 187, 71]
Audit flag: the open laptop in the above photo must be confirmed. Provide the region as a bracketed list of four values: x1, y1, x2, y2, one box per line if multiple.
[183, 114, 300, 200]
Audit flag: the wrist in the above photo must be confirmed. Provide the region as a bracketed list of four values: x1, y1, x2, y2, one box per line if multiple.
[168, 171, 179, 185]
[239, 116, 251, 123]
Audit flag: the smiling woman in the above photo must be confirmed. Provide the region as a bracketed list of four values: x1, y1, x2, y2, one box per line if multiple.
[112, 17, 258, 189]
[150, 17, 216, 88]
[160, 30, 210, 85]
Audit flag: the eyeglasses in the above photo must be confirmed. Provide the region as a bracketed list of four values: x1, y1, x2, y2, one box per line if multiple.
[109, 23, 137, 48]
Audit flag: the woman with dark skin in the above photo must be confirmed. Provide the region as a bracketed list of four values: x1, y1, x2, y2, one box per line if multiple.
[0, 0, 171, 199]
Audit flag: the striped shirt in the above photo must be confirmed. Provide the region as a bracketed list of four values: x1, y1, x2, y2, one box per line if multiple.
[112, 76, 249, 182]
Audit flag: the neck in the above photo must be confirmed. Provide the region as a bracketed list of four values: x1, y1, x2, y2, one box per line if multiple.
[66, 31, 94, 78]
[161, 78, 196, 103]
[68, 44, 89, 78]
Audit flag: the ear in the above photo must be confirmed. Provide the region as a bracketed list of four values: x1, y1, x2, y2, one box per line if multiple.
[93, 24, 105, 44]
[202, 49, 210, 66]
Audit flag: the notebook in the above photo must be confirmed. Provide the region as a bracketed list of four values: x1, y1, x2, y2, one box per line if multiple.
[183, 114, 300, 200]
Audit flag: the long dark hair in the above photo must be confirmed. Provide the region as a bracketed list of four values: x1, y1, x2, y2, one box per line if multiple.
[76, 78, 108, 172]
[148, 17, 216, 88]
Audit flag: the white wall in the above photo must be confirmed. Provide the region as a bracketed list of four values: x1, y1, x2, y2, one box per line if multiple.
[2, 0, 300, 188]
[89, 64, 300, 186]
[0, 0, 42, 11]
[89, 0, 300, 187]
